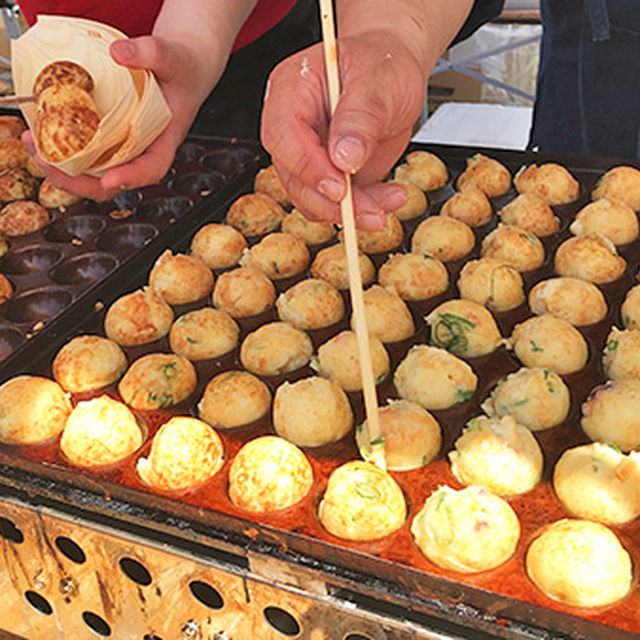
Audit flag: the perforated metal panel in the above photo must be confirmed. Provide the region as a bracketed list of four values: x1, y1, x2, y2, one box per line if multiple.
[0, 496, 459, 640]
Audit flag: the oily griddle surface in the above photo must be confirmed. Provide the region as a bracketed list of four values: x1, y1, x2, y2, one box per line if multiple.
[0, 144, 639, 640]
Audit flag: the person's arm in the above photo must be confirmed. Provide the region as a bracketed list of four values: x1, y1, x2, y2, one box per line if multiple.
[24, 0, 258, 200]
[261, 0, 474, 228]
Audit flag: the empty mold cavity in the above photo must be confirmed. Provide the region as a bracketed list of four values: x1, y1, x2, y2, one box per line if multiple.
[169, 170, 225, 198]
[44, 215, 106, 243]
[84, 190, 144, 216]
[263, 607, 300, 637]
[96, 223, 158, 256]
[174, 142, 206, 164]
[51, 253, 118, 286]
[0, 246, 63, 275]
[201, 147, 257, 176]
[136, 196, 193, 221]
[0, 328, 25, 358]
[3, 288, 73, 324]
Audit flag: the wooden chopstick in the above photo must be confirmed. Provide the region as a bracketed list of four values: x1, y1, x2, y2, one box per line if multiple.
[0, 94, 34, 105]
[318, 0, 385, 469]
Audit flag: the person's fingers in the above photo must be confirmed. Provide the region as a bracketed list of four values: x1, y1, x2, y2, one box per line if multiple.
[45, 166, 121, 201]
[261, 49, 347, 204]
[110, 36, 178, 81]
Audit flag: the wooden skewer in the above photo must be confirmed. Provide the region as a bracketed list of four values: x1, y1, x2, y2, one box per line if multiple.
[0, 94, 34, 105]
[318, 0, 385, 469]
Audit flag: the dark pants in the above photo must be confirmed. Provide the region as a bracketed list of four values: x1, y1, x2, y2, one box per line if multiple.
[189, 0, 320, 140]
[530, 0, 640, 159]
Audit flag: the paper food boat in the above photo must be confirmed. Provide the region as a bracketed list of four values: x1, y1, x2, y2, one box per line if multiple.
[11, 15, 172, 177]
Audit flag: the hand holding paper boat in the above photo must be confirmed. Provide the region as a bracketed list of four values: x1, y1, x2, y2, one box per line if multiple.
[11, 15, 172, 177]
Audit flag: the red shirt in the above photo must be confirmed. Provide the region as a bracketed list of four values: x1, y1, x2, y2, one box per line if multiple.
[17, 0, 297, 51]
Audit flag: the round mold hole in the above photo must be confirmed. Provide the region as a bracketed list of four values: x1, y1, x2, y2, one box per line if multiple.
[169, 170, 225, 198]
[0, 516, 24, 543]
[96, 223, 158, 256]
[263, 606, 300, 637]
[175, 142, 206, 164]
[51, 252, 118, 286]
[0, 328, 25, 359]
[0, 245, 63, 275]
[201, 147, 257, 176]
[136, 195, 192, 221]
[25, 590, 53, 615]
[188, 580, 224, 609]
[119, 557, 152, 586]
[344, 634, 374, 640]
[44, 215, 106, 243]
[82, 611, 111, 637]
[55, 536, 86, 564]
[3, 288, 73, 324]
[84, 189, 144, 216]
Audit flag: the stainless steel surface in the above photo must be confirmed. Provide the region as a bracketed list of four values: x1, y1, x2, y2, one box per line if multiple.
[0, 495, 459, 640]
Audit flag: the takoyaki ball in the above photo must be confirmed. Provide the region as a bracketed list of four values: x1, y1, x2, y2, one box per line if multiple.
[525, 519, 633, 608]
[33, 59, 94, 97]
[276, 278, 344, 330]
[273, 376, 353, 447]
[554, 235, 626, 284]
[621, 284, 640, 329]
[439, 186, 492, 227]
[226, 192, 287, 236]
[0, 375, 72, 445]
[498, 194, 559, 237]
[281, 208, 337, 245]
[378, 252, 449, 301]
[510, 315, 588, 375]
[0, 138, 35, 171]
[118, 353, 197, 410]
[412, 485, 520, 574]
[553, 443, 640, 525]
[386, 179, 428, 221]
[0, 167, 36, 203]
[0, 200, 50, 236]
[317, 330, 390, 392]
[514, 163, 579, 205]
[582, 379, 640, 451]
[240, 322, 313, 376]
[393, 150, 449, 191]
[319, 460, 406, 541]
[137, 416, 224, 491]
[240, 232, 309, 280]
[482, 367, 570, 431]
[38, 177, 82, 209]
[458, 258, 525, 313]
[480, 224, 545, 272]
[228, 436, 313, 512]
[456, 153, 512, 197]
[60, 395, 143, 467]
[570, 198, 639, 246]
[149, 250, 214, 305]
[426, 299, 503, 359]
[592, 165, 640, 211]
[190, 223, 247, 270]
[212, 267, 276, 318]
[356, 399, 441, 471]
[169, 308, 239, 361]
[357, 284, 414, 343]
[394, 345, 477, 410]
[0, 273, 11, 304]
[449, 415, 543, 496]
[311, 243, 376, 290]
[198, 371, 271, 429]
[0, 115, 26, 141]
[53, 335, 127, 393]
[603, 326, 640, 382]
[341, 213, 403, 254]
[528, 277, 607, 326]
[104, 287, 174, 347]
[411, 215, 475, 262]
[254, 164, 290, 208]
